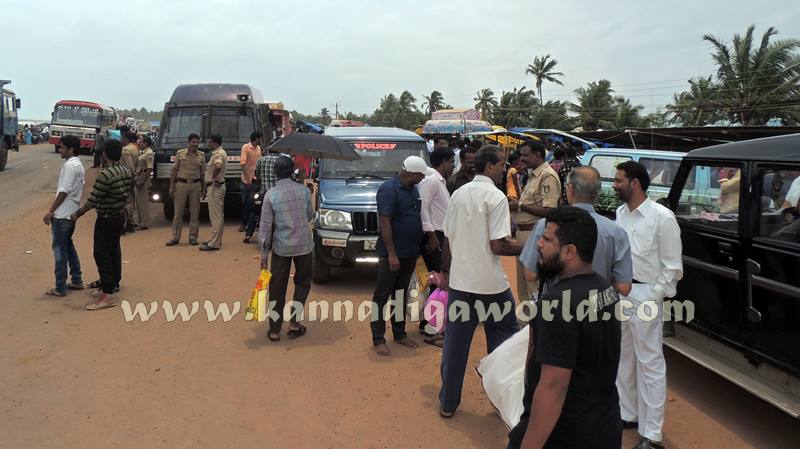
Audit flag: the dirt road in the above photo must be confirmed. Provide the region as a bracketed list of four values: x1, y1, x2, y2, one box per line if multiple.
[1, 144, 798, 448]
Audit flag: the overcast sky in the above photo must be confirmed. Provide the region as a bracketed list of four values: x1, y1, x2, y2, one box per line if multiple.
[5, 0, 799, 120]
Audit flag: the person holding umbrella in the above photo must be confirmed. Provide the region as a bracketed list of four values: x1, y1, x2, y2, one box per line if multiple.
[259, 156, 315, 342]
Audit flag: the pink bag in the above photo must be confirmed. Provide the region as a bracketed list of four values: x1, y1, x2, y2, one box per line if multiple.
[424, 288, 449, 333]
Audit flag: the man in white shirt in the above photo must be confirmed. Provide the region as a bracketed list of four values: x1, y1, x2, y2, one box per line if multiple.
[418, 148, 455, 346]
[439, 145, 522, 418]
[612, 161, 683, 449]
[43, 135, 86, 297]
[783, 173, 800, 210]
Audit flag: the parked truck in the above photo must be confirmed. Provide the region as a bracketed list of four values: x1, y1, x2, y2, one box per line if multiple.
[1, 80, 21, 171]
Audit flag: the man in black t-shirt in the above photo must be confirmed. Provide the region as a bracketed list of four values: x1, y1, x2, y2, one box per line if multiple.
[508, 207, 622, 449]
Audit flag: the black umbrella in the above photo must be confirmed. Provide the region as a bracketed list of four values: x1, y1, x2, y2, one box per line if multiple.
[269, 133, 361, 160]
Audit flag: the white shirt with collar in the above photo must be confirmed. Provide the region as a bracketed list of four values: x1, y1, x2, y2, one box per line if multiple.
[615, 197, 683, 302]
[54, 156, 85, 219]
[444, 175, 512, 295]
[419, 168, 449, 232]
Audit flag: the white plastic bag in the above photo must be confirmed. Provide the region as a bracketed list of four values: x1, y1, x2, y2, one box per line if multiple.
[475, 325, 529, 429]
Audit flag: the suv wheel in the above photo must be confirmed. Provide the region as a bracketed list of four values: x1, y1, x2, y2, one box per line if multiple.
[312, 250, 331, 284]
[0, 146, 7, 171]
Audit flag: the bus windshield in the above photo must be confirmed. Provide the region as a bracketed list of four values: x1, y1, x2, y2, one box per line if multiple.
[162, 107, 204, 146]
[320, 141, 428, 178]
[209, 107, 255, 147]
[52, 104, 102, 127]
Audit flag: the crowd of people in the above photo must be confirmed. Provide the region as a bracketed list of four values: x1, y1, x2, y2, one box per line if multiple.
[43, 129, 690, 448]
[367, 138, 684, 449]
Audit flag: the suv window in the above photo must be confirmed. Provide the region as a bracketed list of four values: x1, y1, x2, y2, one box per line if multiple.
[589, 154, 631, 180]
[757, 166, 800, 244]
[674, 163, 739, 232]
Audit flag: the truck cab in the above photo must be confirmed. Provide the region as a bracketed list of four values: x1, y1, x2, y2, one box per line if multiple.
[1, 80, 21, 171]
[312, 127, 429, 283]
[152, 83, 273, 219]
[666, 133, 800, 417]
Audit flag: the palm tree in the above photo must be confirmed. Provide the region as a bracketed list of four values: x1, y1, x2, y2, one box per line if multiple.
[491, 87, 537, 128]
[474, 88, 498, 121]
[612, 97, 646, 129]
[570, 80, 616, 131]
[525, 55, 565, 104]
[422, 90, 446, 117]
[703, 25, 800, 125]
[531, 100, 573, 130]
[667, 76, 721, 126]
[319, 108, 332, 125]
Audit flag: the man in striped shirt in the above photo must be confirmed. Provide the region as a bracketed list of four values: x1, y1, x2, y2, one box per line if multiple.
[72, 140, 135, 310]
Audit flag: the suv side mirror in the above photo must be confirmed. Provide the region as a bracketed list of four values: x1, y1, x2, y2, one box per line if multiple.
[15, 99, 21, 109]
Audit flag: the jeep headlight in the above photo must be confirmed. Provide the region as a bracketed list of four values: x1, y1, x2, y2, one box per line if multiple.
[318, 208, 352, 230]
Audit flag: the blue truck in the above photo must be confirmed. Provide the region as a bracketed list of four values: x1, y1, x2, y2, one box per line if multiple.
[1, 80, 21, 171]
[312, 127, 429, 283]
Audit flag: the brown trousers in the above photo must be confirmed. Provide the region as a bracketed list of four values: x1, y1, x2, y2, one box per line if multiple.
[171, 182, 201, 241]
[135, 184, 150, 228]
[206, 185, 226, 248]
[515, 229, 540, 302]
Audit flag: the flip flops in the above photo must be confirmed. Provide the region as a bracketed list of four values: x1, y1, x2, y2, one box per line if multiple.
[86, 298, 117, 311]
[45, 288, 66, 297]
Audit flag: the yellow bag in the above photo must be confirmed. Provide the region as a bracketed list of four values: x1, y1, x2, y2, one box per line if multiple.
[244, 269, 271, 322]
[415, 257, 429, 293]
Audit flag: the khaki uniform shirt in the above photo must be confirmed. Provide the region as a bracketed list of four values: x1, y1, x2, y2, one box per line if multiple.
[206, 147, 228, 184]
[121, 143, 140, 172]
[136, 147, 155, 187]
[172, 148, 205, 180]
[517, 161, 560, 225]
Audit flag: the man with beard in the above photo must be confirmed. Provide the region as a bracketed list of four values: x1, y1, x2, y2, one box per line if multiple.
[613, 161, 682, 449]
[439, 145, 521, 418]
[508, 207, 622, 449]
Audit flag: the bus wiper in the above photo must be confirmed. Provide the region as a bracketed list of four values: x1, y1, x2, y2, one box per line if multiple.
[345, 173, 386, 182]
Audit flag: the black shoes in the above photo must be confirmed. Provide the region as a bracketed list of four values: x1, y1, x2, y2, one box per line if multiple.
[199, 244, 219, 251]
[165, 240, 179, 246]
[633, 437, 664, 449]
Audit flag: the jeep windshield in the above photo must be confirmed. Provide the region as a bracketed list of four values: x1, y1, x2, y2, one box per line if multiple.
[320, 141, 428, 178]
[161, 107, 255, 147]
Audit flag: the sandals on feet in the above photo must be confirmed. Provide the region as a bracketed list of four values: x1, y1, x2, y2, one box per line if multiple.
[424, 334, 445, 348]
[268, 332, 281, 342]
[45, 288, 66, 297]
[287, 324, 307, 339]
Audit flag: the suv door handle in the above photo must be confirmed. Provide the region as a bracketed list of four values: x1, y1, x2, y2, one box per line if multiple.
[744, 259, 762, 323]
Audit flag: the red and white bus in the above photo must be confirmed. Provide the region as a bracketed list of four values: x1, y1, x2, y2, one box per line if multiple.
[49, 100, 116, 153]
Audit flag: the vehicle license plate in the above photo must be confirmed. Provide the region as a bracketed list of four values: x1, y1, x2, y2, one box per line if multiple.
[323, 239, 347, 247]
[364, 240, 377, 250]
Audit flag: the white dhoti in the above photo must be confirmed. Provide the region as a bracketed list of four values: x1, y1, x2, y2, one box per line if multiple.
[616, 283, 666, 443]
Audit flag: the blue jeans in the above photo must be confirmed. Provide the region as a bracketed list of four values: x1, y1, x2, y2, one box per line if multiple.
[439, 288, 518, 414]
[51, 218, 82, 293]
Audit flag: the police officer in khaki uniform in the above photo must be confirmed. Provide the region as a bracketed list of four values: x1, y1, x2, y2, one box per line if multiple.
[120, 131, 140, 233]
[200, 134, 227, 251]
[166, 133, 206, 246]
[508, 139, 560, 302]
[134, 135, 155, 230]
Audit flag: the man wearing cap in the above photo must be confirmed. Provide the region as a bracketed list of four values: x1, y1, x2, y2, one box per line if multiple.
[370, 155, 427, 356]
[260, 156, 315, 341]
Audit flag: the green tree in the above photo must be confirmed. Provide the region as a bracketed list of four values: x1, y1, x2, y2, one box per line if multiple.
[422, 90, 446, 117]
[525, 55, 565, 104]
[570, 80, 616, 131]
[474, 88, 498, 121]
[703, 25, 800, 125]
[371, 91, 424, 130]
[530, 100, 572, 130]
[319, 108, 332, 125]
[667, 76, 721, 126]
[491, 87, 537, 129]
[612, 97, 646, 128]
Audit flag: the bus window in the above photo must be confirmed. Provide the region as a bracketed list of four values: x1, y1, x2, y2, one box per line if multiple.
[162, 108, 204, 145]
